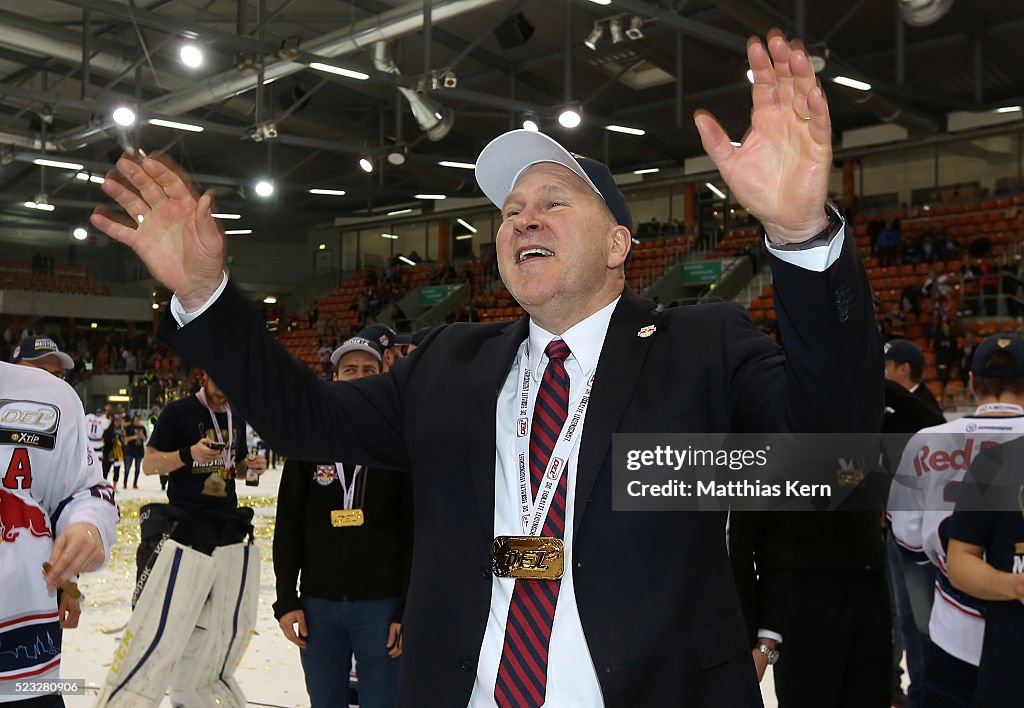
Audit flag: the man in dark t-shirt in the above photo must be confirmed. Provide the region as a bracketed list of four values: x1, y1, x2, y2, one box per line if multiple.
[145, 373, 251, 511]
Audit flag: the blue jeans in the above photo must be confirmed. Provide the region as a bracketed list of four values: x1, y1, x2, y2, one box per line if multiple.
[125, 449, 143, 485]
[300, 595, 400, 708]
[887, 533, 936, 706]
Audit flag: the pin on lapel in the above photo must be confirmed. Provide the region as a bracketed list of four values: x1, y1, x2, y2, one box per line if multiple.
[637, 325, 657, 338]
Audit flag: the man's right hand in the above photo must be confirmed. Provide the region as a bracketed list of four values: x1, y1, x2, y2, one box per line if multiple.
[278, 610, 308, 649]
[90, 153, 225, 311]
[192, 438, 225, 464]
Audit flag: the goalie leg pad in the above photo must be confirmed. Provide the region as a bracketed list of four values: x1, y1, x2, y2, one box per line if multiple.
[96, 541, 217, 708]
[168, 542, 260, 708]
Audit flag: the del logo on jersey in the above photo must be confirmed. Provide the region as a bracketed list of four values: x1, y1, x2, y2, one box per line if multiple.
[0, 400, 59, 450]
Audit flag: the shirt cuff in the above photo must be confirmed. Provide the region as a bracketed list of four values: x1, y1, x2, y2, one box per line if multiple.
[763, 225, 845, 272]
[170, 272, 229, 327]
[757, 629, 784, 644]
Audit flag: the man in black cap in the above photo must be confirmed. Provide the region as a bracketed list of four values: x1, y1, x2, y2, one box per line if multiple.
[11, 335, 75, 378]
[359, 323, 403, 372]
[94, 29, 880, 707]
[885, 338, 942, 414]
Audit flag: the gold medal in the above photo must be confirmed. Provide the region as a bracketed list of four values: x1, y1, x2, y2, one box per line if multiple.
[491, 536, 564, 580]
[330, 509, 365, 527]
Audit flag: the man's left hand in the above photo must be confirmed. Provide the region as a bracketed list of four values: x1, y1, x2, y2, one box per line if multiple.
[695, 28, 832, 244]
[386, 622, 403, 658]
[44, 522, 104, 592]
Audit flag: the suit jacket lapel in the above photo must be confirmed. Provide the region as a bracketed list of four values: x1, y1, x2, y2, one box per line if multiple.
[468, 317, 530, 541]
[574, 289, 657, 536]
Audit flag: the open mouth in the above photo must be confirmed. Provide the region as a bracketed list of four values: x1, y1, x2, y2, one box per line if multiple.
[517, 247, 554, 263]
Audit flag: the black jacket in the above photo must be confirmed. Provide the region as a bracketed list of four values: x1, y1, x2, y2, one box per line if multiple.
[272, 459, 413, 623]
[161, 234, 880, 708]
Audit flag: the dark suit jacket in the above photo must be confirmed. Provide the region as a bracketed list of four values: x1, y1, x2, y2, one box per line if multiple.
[161, 235, 881, 707]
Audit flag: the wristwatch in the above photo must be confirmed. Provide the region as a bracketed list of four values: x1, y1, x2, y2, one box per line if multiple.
[755, 642, 780, 665]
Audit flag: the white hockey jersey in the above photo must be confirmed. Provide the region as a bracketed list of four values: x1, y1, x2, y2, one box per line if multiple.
[0, 363, 118, 700]
[84, 412, 110, 452]
[887, 408, 1024, 665]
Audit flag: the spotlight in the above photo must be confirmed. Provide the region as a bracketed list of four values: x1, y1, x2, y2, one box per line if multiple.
[73, 227, 88, 240]
[387, 145, 407, 166]
[112, 106, 136, 127]
[179, 43, 204, 68]
[558, 106, 582, 129]
[254, 179, 274, 197]
[359, 156, 374, 173]
[625, 16, 644, 41]
[584, 23, 603, 51]
[609, 17, 624, 44]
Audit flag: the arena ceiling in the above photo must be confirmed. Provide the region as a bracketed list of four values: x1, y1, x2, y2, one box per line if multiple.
[0, 0, 1022, 243]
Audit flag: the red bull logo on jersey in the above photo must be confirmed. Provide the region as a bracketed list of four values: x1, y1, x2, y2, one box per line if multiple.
[0, 487, 51, 542]
[911, 438, 999, 477]
[313, 465, 338, 486]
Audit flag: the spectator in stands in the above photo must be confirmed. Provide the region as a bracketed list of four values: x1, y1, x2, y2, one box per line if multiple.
[940, 231, 959, 263]
[933, 320, 961, 406]
[901, 284, 922, 318]
[960, 331, 978, 386]
[876, 219, 901, 266]
[885, 338, 942, 414]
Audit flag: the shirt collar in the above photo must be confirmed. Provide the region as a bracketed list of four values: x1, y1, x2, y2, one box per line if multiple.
[527, 296, 621, 378]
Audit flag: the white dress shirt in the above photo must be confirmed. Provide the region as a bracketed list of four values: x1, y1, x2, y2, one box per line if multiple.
[469, 297, 619, 707]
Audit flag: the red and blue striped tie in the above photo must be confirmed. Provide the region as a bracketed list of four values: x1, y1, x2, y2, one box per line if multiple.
[494, 338, 572, 708]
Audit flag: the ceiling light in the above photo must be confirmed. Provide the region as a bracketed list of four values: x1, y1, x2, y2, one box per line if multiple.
[211, 213, 241, 219]
[387, 146, 408, 166]
[179, 43, 203, 68]
[310, 62, 369, 81]
[625, 16, 645, 41]
[705, 182, 727, 199]
[455, 234, 474, 240]
[832, 75, 872, 91]
[584, 23, 603, 51]
[24, 200, 54, 211]
[415, 194, 446, 200]
[359, 156, 374, 173]
[90, 322, 98, 329]
[263, 296, 277, 304]
[586, 0, 611, 5]
[809, 54, 826, 73]
[318, 243, 326, 250]
[746, 69, 755, 84]
[994, 105, 1022, 113]
[76, 172, 105, 184]
[521, 114, 540, 132]
[439, 160, 476, 169]
[633, 168, 659, 175]
[225, 229, 253, 235]
[148, 117, 204, 132]
[730, 141, 742, 147]
[609, 17, 624, 44]
[606, 124, 645, 136]
[398, 255, 417, 266]
[558, 106, 582, 129]
[388, 208, 413, 216]
[73, 227, 88, 240]
[254, 180, 275, 197]
[112, 106, 136, 127]
[34, 158, 84, 171]
[457, 218, 478, 233]
[151, 303, 159, 310]
[309, 188, 347, 195]
[381, 233, 399, 239]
